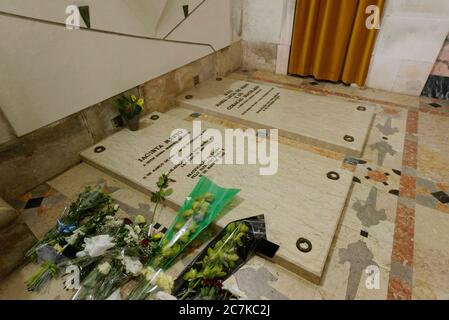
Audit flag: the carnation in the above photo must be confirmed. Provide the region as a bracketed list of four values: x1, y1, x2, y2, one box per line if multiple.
[155, 272, 174, 293]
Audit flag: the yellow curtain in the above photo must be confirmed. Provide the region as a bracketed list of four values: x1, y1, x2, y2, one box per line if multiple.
[288, 0, 385, 86]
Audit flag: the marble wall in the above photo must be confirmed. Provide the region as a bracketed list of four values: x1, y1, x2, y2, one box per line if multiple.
[422, 34, 449, 100]
[0, 41, 242, 201]
[365, 0, 449, 96]
[241, 0, 295, 74]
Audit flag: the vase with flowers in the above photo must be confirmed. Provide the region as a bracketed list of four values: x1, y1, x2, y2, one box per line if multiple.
[115, 94, 144, 131]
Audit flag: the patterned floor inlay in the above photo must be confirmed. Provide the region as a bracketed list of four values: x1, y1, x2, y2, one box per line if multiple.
[387, 108, 419, 300]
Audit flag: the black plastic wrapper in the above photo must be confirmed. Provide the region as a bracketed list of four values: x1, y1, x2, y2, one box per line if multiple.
[173, 215, 266, 300]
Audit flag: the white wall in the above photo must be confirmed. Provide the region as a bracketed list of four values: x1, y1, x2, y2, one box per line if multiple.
[0, 0, 235, 136]
[366, 0, 449, 96]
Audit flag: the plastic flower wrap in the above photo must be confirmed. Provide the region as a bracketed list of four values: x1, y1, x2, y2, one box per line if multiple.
[150, 176, 240, 270]
[173, 215, 266, 300]
[126, 176, 240, 300]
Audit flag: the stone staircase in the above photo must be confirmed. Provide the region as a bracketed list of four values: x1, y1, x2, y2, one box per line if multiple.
[0, 198, 36, 279]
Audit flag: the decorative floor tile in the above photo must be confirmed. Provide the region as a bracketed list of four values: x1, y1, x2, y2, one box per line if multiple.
[354, 162, 402, 195]
[431, 191, 449, 204]
[23, 197, 44, 209]
[341, 183, 398, 245]
[317, 226, 391, 300]
[412, 278, 449, 300]
[413, 204, 449, 292]
[417, 112, 449, 184]
[231, 256, 318, 300]
[363, 106, 407, 169]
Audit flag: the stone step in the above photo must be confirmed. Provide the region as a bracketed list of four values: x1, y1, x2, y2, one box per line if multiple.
[0, 198, 36, 279]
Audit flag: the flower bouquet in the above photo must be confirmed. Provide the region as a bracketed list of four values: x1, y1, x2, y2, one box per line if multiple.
[172, 215, 267, 300]
[25, 186, 117, 291]
[25, 185, 113, 261]
[25, 173, 176, 298]
[71, 214, 162, 300]
[126, 176, 240, 300]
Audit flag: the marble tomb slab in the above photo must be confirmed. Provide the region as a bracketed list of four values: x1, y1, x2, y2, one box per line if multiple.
[176, 77, 375, 157]
[80, 109, 354, 283]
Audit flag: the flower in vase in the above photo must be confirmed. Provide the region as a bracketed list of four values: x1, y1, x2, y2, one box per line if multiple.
[137, 98, 144, 107]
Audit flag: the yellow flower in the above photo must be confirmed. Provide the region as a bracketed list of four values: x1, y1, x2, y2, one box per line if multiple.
[137, 98, 144, 107]
[131, 95, 137, 102]
[53, 243, 65, 254]
[152, 233, 162, 240]
[155, 272, 174, 293]
[134, 214, 146, 224]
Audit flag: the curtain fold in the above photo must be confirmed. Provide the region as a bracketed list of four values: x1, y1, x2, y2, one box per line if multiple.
[288, 0, 385, 86]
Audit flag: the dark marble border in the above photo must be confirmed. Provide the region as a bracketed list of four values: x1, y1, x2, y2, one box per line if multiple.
[421, 75, 449, 101]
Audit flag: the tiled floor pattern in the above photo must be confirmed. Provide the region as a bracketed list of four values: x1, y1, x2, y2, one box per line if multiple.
[2, 70, 449, 300]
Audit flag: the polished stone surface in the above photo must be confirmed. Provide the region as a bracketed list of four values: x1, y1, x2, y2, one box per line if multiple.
[177, 77, 375, 157]
[81, 108, 354, 283]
